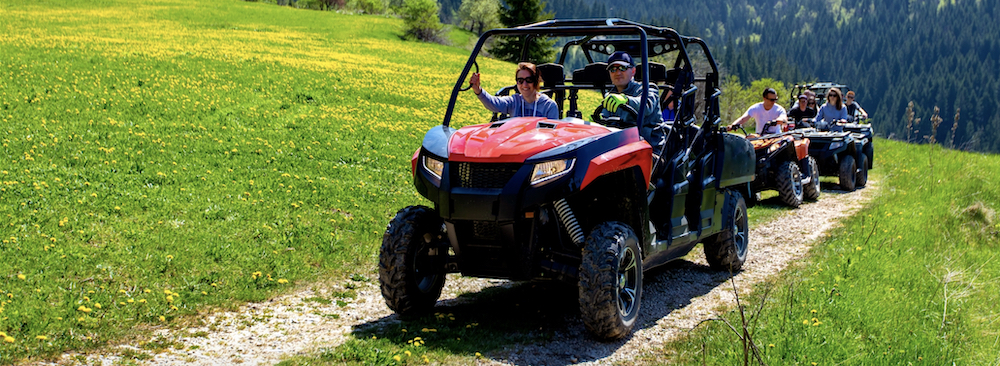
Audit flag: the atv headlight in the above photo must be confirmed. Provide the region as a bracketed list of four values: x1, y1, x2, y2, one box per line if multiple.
[531, 159, 575, 186]
[768, 141, 784, 154]
[829, 141, 844, 150]
[422, 155, 444, 179]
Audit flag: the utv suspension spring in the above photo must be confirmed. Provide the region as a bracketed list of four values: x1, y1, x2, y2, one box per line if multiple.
[554, 199, 585, 246]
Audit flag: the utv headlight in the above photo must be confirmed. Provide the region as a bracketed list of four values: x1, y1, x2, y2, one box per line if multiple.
[422, 155, 444, 179]
[531, 159, 575, 186]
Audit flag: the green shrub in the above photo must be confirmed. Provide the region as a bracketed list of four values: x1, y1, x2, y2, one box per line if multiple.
[400, 0, 444, 43]
[348, 0, 386, 14]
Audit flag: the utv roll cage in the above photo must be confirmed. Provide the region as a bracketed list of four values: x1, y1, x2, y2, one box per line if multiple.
[442, 19, 722, 132]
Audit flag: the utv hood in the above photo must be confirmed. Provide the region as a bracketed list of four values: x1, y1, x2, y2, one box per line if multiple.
[448, 117, 613, 163]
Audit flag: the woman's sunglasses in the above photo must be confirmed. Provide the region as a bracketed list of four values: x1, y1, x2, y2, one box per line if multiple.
[516, 77, 537, 84]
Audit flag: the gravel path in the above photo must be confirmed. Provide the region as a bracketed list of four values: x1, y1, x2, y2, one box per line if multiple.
[48, 182, 877, 366]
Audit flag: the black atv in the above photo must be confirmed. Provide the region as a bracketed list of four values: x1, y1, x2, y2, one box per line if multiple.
[379, 19, 756, 340]
[736, 121, 820, 207]
[798, 121, 870, 191]
[789, 82, 875, 177]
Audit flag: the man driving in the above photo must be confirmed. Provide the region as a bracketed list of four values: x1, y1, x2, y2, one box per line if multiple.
[729, 87, 788, 135]
[600, 51, 664, 147]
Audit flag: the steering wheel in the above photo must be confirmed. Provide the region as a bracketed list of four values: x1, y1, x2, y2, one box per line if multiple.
[591, 103, 639, 129]
[459, 61, 479, 92]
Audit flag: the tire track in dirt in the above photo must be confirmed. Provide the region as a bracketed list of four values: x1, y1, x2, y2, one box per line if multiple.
[47, 182, 876, 366]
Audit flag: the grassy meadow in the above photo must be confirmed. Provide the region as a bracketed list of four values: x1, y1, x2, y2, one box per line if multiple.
[658, 140, 1000, 364]
[2, 0, 998, 365]
[0, 0, 516, 361]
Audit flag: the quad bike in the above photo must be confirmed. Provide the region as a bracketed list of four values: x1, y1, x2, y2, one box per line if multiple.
[733, 121, 819, 207]
[840, 117, 875, 171]
[379, 19, 756, 340]
[796, 119, 870, 191]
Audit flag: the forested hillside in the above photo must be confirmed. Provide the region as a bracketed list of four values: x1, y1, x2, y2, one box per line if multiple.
[441, 0, 1000, 152]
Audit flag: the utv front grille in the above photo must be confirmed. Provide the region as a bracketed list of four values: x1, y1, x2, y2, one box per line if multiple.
[452, 163, 521, 189]
[472, 220, 500, 240]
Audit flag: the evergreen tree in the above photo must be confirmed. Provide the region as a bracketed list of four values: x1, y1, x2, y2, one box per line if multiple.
[489, 0, 555, 63]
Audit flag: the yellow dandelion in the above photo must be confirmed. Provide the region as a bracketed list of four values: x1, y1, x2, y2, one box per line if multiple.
[405, 351, 412, 356]
[17, 273, 26, 280]
[158, 316, 166, 322]
[35, 335, 47, 340]
[94, 303, 102, 309]
[3, 336, 13, 343]
[77, 305, 91, 313]
[166, 296, 174, 303]
[393, 355, 401, 362]
[166, 255, 174, 260]
[277, 279, 288, 284]
[768, 343, 775, 348]
[475, 352, 482, 358]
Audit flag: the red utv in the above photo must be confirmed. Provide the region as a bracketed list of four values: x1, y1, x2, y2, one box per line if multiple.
[379, 19, 756, 340]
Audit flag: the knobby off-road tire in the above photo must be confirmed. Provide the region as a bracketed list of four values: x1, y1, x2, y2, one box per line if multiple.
[579, 222, 642, 340]
[855, 154, 869, 188]
[838, 155, 857, 191]
[776, 160, 804, 207]
[704, 190, 749, 272]
[379, 206, 447, 316]
[863, 142, 874, 170]
[803, 156, 821, 201]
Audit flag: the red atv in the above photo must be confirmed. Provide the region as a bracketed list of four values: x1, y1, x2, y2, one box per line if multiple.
[736, 121, 820, 207]
[380, 20, 756, 340]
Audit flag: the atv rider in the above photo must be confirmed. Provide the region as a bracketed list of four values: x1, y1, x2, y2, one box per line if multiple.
[788, 94, 817, 128]
[599, 51, 664, 148]
[844, 90, 869, 122]
[470, 62, 559, 119]
[729, 87, 788, 136]
[814, 87, 849, 131]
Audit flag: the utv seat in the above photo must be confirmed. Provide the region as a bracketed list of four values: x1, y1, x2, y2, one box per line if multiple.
[571, 62, 611, 89]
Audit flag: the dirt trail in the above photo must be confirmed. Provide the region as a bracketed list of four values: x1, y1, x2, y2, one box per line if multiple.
[48, 182, 877, 366]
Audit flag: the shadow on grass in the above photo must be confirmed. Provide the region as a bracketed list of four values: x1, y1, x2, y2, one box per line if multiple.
[346, 259, 733, 365]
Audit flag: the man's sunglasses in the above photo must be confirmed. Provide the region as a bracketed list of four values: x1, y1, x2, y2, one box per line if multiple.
[516, 77, 537, 84]
[767, 98, 778, 102]
[607, 65, 633, 73]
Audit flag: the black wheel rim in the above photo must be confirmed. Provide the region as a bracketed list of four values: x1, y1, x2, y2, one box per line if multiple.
[792, 168, 804, 197]
[733, 205, 748, 257]
[617, 245, 639, 317]
[413, 232, 441, 293]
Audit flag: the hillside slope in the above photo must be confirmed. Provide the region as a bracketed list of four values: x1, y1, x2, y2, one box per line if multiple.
[0, 0, 510, 361]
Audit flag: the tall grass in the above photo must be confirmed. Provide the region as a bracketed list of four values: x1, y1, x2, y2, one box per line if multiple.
[659, 139, 1000, 364]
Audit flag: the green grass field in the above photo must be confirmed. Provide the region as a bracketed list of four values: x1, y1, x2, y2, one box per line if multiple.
[0, 0, 513, 361]
[2, 0, 999, 364]
[658, 139, 1000, 365]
